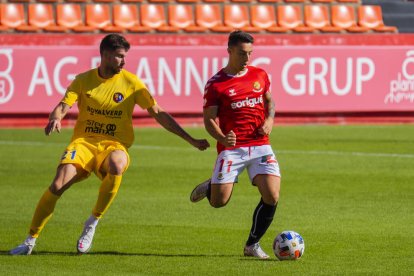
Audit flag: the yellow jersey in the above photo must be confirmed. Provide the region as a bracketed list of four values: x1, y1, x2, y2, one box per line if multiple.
[61, 68, 156, 148]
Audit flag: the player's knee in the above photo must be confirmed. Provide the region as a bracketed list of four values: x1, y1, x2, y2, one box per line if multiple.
[108, 160, 127, 175]
[209, 198, 229, 208]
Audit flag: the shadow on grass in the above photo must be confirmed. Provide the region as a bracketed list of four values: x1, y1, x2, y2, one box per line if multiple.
[1, 250, 243, 258]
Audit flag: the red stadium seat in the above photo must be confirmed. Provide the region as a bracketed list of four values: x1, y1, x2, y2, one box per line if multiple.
[331, 5, 369, 33]
[358, 5, 398, 33]
[223, 5, 261, 33]
[168, 5, 207, 32]
[257, 0, 281, 2]
[84, 4, 123, 32]
[195, 4, 232, 32]
[337, 0, 360, 3]
[0, 4, 38, 32]
[250, 5, 289, 33]
[27, 4, 68, 32]
[120, 0, 143, 3]
[148, 0, 171, 3]
[113, 4, 151, 32]
[284, 0, 306, 3]
[277, 5, 315, 33]
[176, 0, 199, 3]
[57, 4, 95, 32]
[304, 5, 342, 33]
[311, 0, 333, 3]
[203, 0, 225, 3]
[140, 4, 179, 32]
[66, 0, 89, 3]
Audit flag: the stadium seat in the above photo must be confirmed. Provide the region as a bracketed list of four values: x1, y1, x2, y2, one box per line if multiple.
[168, 5, 207, 32]
[120, 0, 143, 3]
[202, 0, 225, 3]
[277, 5, 315, 33]
[27, 4, 68, 32]
[250, 5, 289, 32]
[84, 4, 123, 32]
[284, 0, 306, 3]
[331, 5, 369, 33]
[37, 0, 60, 3]
[304, 5, 342, 33]
[337, 0, 360, 3]
[57, 4, 95, 32]
[113, 4, 151, 32]
[65, 0, 89, 3]
[311, 0, 333, 3]
[358, 5, 398, 33]
[147, 0, 171, 3]
[0, 4, 38, 32]
[140, 4, 179, 32]
[223, 5, 261, 33]
[231, 0, 253, 3]
[257, 0, 281, 2]
[93, 0, 117, 3]
[7, 0, 30, 2]
[195, 4, 232, 32]
[176, 0, 199, 3]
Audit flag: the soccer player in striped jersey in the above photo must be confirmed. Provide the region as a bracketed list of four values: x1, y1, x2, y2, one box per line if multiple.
[190, 31, 281, 259]
[10, 34, 209, 255]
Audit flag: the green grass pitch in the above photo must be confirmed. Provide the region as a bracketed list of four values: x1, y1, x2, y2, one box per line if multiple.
[0, 125, 413, 275]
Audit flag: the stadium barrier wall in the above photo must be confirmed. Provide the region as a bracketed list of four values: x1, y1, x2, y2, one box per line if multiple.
[1, 34, 414, 120]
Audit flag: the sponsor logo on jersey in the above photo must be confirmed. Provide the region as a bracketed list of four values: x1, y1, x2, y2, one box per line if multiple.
[231, 95, 263, 109]
[253, 81, 263, 93]
[228, 89, 236, 96]
[85, 120, 116, 136]
[113, 92, 124, 103]
[87, 106, 123, 118]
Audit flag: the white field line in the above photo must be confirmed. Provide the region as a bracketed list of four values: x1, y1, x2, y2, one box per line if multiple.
[0, 140, 413, 159]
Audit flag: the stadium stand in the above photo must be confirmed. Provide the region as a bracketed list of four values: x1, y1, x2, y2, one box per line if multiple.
[195, 4, 233, 32]
[277, 5, 315, 33]
[112, 4, 152, 32]
[1, 0, 411, 34]
[304, 5, 342, 33]
[362, 0, 414, 33]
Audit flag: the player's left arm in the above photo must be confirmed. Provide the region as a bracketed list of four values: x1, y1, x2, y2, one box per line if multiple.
[258, 91, 275, 136]
[147, 104, 210, 151]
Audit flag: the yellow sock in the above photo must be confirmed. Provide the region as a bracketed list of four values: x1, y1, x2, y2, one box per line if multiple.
[92, 174, 122, 219]
[29, 189, 60, 238]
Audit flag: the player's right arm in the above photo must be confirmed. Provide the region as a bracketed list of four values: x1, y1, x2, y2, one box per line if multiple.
[203, 106, 236, 147]
[44, 102, 71, 136]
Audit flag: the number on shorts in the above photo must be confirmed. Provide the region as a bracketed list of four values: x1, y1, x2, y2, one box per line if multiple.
[219, 159, 233, 173]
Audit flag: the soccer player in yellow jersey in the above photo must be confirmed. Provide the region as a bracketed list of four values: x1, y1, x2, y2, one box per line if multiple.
[10, 34, 210, 255]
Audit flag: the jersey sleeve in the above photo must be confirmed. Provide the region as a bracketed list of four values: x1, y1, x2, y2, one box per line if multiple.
[203, 81, 219, 108]
[61, 76, 81, 107]
[134, 78, 156, 109]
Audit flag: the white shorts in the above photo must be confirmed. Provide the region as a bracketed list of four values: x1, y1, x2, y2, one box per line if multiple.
[211, 145, 281, 185]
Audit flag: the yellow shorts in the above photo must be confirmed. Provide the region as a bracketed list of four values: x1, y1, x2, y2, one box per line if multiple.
[60, 137, 130, 180]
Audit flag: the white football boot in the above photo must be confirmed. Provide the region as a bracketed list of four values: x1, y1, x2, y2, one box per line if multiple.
[190, 179, 211, 203]
[77, 225, 96, 254]
[243, 243, 270, 259]
[10, 236, 36, 255]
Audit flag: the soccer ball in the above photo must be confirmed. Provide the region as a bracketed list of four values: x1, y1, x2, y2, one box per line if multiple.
[273, 230, 305, 260]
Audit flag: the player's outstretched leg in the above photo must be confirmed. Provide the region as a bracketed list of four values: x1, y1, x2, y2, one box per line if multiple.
[190, 179, 211, 203]
[77, 215, 99, 254]
[9, 235, 37, 255]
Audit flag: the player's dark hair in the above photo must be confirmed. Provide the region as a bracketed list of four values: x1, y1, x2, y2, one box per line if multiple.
[100, 34, 130, 55]
[228, 31, 254, 48]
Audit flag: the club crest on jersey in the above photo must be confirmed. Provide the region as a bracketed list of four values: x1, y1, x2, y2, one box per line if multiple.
[228, 89, 236, 96]
[113, 92, 124, 103]
[253, 81, 263, 93]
